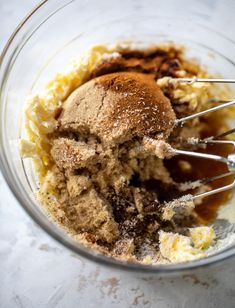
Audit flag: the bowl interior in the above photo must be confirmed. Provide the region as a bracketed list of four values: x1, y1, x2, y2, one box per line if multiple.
[1, 0, 235, 273]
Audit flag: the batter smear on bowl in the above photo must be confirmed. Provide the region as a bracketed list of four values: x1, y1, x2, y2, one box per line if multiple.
[21, 44, 234, 264]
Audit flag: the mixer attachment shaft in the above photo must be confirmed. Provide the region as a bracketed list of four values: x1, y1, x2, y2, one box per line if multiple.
[155, 77, 235, 201]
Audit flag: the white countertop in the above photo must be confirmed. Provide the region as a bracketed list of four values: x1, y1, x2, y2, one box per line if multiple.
[1, 1, 235, 307]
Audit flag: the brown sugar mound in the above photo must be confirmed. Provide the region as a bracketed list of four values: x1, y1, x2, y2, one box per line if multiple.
[49, 71, 177, 246]
[59, 72, 176, 144]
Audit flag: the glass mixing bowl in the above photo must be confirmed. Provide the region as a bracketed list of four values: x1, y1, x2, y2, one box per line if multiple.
[1, 0, 235, 274]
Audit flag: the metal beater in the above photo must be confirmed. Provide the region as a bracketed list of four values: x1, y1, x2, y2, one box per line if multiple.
[160, 78, 235, 201]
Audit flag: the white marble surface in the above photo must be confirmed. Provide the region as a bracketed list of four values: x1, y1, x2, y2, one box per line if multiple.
[1, 1, 235, 307]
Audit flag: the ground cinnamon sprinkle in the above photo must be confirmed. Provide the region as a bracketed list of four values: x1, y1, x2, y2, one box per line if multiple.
[96, 72, 176, 140]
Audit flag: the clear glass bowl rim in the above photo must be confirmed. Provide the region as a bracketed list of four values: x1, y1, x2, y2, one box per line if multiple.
[1, 0, 235, 275]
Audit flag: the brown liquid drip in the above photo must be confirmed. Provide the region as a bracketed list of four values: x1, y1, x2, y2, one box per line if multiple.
[165, 110, 234, 224]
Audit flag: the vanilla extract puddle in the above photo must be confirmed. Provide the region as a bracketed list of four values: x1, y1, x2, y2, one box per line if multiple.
[164, 110, 235, 224]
